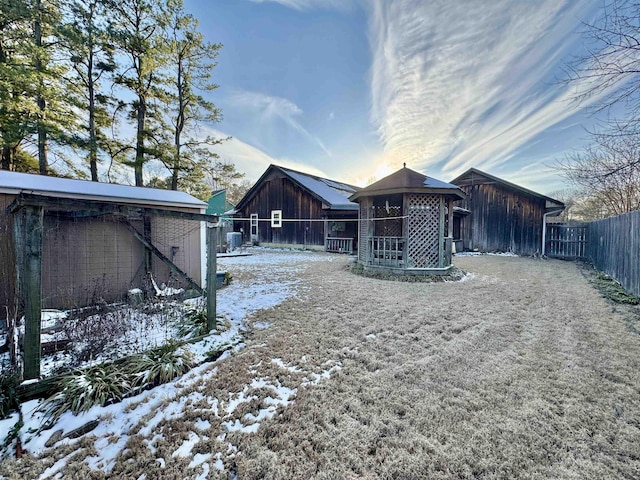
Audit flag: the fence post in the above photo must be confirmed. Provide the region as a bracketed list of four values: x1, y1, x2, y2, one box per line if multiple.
[206, 224, 217, 331]
[15, 206, 44, 380]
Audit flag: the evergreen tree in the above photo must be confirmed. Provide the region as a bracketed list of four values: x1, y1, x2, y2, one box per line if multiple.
[0, 0, 34, 171]
[30, 0, 74, 175]
[109, 0, 169, 186]
[160, 0, 224, 191]
[60, 0, 116, 181]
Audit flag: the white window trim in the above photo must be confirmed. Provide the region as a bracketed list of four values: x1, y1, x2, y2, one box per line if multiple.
[250, 214, 258, 235]
[271, 210, 282, 228]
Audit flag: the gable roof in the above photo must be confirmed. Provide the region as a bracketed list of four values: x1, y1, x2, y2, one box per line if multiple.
[206, 189, 234, 216]
[0, 171, 207, 210]
[349, 165, 465, 202]
[450, 168, 564, 210]
[236, 164, 360, 211]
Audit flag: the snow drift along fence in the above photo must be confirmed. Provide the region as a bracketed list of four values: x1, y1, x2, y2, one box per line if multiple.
[586, 210, 640, 298]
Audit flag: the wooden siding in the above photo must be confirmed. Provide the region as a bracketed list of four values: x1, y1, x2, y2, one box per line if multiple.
[0, 194, 16, 318]
[455, 183, 546, 255]
[236, 175, 335, 246]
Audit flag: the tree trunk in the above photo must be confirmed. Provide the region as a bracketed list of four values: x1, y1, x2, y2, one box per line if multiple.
[1, 145, 12, 170]
[35, 0, 48, 176]
[135, 96, 145, 186]
[88, 51, 98, 181]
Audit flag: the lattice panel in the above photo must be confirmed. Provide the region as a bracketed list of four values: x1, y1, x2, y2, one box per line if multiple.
[373, 205, 402, 237]
[406, 194, 441, 268]
[358, 198, 372, 262]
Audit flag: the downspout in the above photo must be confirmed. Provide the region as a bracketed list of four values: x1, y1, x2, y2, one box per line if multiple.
[541, 209, 565, 256]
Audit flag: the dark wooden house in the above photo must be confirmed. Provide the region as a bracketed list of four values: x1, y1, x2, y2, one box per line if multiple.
[349, 165, 465, 274]
[233, 165, 359, 252]
[450, 168, 565, 255]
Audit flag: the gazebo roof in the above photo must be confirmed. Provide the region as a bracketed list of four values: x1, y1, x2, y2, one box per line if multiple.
[349, 165, 465, 202]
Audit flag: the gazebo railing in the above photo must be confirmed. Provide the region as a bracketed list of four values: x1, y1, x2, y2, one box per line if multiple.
[326, 237, 353, 254]
[367, 236, 405, 267]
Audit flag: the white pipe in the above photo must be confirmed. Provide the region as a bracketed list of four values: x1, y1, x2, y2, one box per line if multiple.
[542, 210, 565, 256]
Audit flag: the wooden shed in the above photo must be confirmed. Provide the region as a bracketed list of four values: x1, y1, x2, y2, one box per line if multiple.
[450, 168, 565, 255]
[1, 171, 211, 313]
[349, 165, 465, 274]
[233, 164, 360, 253]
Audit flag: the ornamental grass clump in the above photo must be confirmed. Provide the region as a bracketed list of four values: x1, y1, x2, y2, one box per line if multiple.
[127, 342, 194, 389]
[176, 308, 223, 338]
[0, 370, 20, 419]
[42, 364, 131, 421]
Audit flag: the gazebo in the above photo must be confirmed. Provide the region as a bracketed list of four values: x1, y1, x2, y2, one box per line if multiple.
[349, 165, 466, 274]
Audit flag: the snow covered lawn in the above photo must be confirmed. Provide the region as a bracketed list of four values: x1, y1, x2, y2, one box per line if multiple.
[2, 251, 640, 479]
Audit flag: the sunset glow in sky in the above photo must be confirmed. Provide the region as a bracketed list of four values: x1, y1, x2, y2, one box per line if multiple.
[188, 0, 606, 194]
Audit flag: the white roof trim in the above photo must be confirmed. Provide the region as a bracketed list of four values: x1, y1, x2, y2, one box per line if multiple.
[0, 171, 207, 209]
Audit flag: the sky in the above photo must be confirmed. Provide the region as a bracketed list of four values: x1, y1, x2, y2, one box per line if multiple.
[183, 0, 607, 195]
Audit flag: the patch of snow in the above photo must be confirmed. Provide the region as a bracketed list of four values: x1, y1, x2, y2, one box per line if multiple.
[271, 358, 304, 373]
[194, 418, 211, 431]
[3, 250, 345, 476]
[172, 431, 200, 458]
[455, 251, 519, 257]
[189, 452, 212, 468]
[193, 462, 210, 480]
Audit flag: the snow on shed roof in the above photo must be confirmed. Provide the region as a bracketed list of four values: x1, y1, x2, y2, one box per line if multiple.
[0, 171, 207, 209]
[279, 166, 359, 210]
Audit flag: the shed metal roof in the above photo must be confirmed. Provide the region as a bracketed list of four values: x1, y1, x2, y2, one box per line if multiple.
[236, 164, 360, 211]
[0, 171, 207, 210]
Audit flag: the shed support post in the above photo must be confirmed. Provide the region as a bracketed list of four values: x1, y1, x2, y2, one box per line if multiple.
[438, 197, 445, 268]
[206, 224, 217, 331]
[15, 206, 44, 380]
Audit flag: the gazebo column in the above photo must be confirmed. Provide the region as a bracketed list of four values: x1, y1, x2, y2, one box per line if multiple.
[447, 198, 454, 238]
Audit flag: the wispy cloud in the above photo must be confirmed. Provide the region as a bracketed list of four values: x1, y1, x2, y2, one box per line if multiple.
[199, 125, 328, 182]
[248, 0, 354, 12]
[228, 89, 332, 157]
[367, 0, 603, 182]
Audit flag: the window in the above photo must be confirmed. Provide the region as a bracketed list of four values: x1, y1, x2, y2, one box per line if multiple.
[271, 210, 282, 228]
[250, 214, 258, 236]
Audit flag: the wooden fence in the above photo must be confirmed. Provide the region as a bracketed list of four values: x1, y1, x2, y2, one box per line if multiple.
[545, 224, 588, 259]
[586, 210, 640, 298]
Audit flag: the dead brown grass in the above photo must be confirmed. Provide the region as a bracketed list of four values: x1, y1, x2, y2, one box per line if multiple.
[2, 253, 639, 479]
[232, 255, 640, 479]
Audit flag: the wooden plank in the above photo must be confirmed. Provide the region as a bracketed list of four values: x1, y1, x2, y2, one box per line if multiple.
[122, 220, 205, 296]
[8, 193, 218, 223]
[19, 206, 44, 379]
[206, 225, 217, 331]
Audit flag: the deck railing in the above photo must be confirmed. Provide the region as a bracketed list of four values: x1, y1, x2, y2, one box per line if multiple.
[367, 236, 405, 268]
[326, 237, 353, 254]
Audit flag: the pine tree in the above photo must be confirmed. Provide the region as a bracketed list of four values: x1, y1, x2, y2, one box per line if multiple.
[160, 0, 224, 192]
[0, 1, 35, 171]
[109, 0, 170, 187]
[59, 0, 116, 181]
